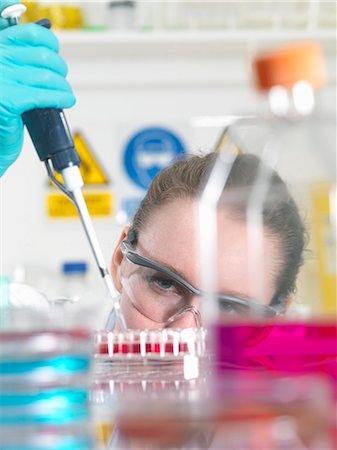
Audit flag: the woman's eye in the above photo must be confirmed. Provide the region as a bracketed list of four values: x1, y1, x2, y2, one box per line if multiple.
[219, 302, 236, 314]
[219, 300, 245, 315]
[154, 277, 174, 290]
[147, 275, 177, 292]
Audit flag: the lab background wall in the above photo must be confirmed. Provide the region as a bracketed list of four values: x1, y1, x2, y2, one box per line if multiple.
[1, 1, 335, 306]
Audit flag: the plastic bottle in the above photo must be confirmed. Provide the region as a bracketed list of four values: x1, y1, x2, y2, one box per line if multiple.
[53, 261, 90, 305]
[238, 41, 335, 317]
[108, 1, 135, 31]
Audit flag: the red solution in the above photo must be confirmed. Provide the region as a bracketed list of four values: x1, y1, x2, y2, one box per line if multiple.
[214, 320, 337, 393]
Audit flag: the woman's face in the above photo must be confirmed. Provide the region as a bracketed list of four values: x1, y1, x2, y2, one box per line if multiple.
[111, 198, 282, 330]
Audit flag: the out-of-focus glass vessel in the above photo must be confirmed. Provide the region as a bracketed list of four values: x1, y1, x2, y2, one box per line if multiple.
[91, 327, 335, 450]
[197, 41, 336, 449]
[200, 41, 335, 321]
[241, 42, 334, 316]
[0, 306, 93, 450]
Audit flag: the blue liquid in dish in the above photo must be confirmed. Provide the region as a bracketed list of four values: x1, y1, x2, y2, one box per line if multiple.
[0, 355, 90, 375]
[0, 388, 89, 424]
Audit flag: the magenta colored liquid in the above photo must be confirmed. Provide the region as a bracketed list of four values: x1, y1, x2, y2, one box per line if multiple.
[165, 343, 174, 353]
[120, 343, 129, 354]
[214, 320, 337, 392]
[98, 343, 108, 354]
[143, 343, 150, 353]
[97, 338, 190, 356]
[132, 343, 141, 353]
[179, 343, 188, 353]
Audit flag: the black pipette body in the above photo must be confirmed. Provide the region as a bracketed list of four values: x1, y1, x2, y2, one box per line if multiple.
[21, 19, 80, 173]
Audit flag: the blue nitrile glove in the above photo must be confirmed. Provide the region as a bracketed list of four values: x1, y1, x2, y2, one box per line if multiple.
[0, 22, 76, 176]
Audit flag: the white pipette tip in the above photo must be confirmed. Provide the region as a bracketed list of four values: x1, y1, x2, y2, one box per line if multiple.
[64, 170, 127, 330]
[1, 4, 26, 20]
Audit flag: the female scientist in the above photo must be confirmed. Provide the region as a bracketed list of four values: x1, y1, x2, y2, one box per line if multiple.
[110, 152, 306, 329]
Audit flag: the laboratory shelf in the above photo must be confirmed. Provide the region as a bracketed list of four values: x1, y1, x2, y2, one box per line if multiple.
[56, 29, 336, 58]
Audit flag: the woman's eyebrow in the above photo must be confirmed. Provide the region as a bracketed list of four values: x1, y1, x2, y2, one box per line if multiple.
[151, 257, 192, 283]
[218, 289, 254, 301]
[136, 243, 193, 283]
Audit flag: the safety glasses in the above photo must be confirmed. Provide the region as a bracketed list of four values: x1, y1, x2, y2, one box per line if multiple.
[120, 231, 283, 324]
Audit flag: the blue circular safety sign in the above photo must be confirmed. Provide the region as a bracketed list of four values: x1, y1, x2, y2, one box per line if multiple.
[123, 126, 186, 190]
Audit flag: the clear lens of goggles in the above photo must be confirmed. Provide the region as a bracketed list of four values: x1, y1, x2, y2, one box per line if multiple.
[121, 264, 200, 325]
[120, 257, 279, 326]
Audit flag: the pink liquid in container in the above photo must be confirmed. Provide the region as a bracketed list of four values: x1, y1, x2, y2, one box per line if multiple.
[214, 320, 336, 392]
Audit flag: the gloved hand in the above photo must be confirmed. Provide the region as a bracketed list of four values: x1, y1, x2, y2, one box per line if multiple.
[0, 21, 76, 176]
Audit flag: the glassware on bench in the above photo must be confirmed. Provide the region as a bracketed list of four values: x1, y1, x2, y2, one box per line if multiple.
[197, 41, 336, 449]
[91, 327, 208, 449]
[0, 307, 93, 450]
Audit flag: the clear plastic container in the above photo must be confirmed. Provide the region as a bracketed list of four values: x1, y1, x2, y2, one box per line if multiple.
[91, 328, 209, 449]
[94, 327, 207, 361]
[54, 261, 90, 305]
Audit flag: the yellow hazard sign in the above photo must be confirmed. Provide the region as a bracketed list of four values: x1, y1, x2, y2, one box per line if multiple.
[47, 191, 113, 218]
[74, 132, 109, 184]
[50, 131, 109, 185]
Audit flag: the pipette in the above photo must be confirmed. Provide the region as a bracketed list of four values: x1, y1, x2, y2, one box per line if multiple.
[1, 5, 126, 330]
[0, 3, 26, 25]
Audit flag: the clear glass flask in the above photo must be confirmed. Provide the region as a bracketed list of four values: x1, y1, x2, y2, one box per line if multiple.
[197, 41, 336, 449]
